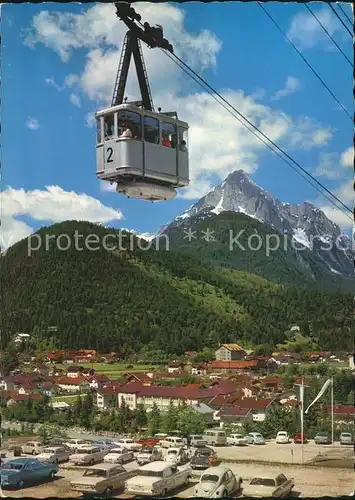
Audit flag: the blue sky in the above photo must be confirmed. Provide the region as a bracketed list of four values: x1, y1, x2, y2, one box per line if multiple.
[1, 2, 353, 248]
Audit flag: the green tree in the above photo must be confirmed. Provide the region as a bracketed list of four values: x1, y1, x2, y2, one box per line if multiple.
[177, 407, 206, 438]
[148, 403, 161, 435]
[0, 344, 20, 375]
[135, 404, 148, 431]
[80, 394, 95, 429]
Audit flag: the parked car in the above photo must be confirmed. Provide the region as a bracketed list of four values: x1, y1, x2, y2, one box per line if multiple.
[125, 461, 191, 496]
[226, 433, 248, 446]
[137, 446, 163, 466]
[70, 463, 137, 496]
[293, 433, 308, 444]
[164, 447, 188, 465]
[0, 458, 58, 489]
[103, 447, 134, 464]
[246, 433, 265, 445]
[276, 431, 290, 444]
[65, 439, 92, 452]
[242, 473, 294, 497]
[190, 446, 219, 470]
[160, 436, 185, 448]
[36, 446, 71, 464]
[69, 446, 108, 466]
[93, 439, 118, 450]
[193, 466, 242, 498]
[339, 432, 354, 445]
[187, 434, 203, 446]
[136, 438, 160, 447]
[202, 430, 227, 446]
[114, 438, 141, 452]
[314, 432, 331, 445]
[21, 441, 43, 455]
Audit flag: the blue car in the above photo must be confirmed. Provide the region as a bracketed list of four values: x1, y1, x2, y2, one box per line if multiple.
[1, 458, 59, 489]
[246, 432, 265, 445]
[92, 439, 117, 450]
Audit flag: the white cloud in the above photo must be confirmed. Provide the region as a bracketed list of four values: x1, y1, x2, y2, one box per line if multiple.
[1, 186, 124, 251]
[25, 3, 334, 200]
[287, 7, 349, 50]
[315, 147, 353, 180]
[44, 76, 64, 91]
[317, 178, 353, 230]
[26, 117, 40, 130]
[271, 76, 302, 101]
[69, 92, 81, 107]
[340, 146, 353, 168]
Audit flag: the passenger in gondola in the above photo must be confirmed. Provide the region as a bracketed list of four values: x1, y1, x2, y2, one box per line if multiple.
[119, 123, 132, 138]
[169, 134, 177, 148]
[179, 140, 187, 152]
[162, 133, 171, 147]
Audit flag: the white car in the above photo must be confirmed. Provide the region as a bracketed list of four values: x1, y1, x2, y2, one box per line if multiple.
[65, 439, 92, 452]
[125, 461, 191, 496]
[36, 446, 71, 464]
[164, 447, 188, 465]
[242, 474, 294, 497]
[226, 434, 248, 446]
[114, 438, 141, 452]
[137, 446, 163, 466]
[69, 446, 108, 466]
[276, 431, 290, 444]
[194, 466, 242, 498]
[104, 447, 134, 464]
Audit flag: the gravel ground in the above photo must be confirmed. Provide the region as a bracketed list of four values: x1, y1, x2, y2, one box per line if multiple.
[1, 458, 353, 498]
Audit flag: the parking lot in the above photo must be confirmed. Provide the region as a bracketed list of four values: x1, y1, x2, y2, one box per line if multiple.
[2, 450, 353, 498]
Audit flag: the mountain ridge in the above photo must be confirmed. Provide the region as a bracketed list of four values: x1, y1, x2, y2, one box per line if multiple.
[164, 169, 353, 281]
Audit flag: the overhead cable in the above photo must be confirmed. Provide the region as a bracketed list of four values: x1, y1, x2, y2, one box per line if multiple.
[305, 4, 353, 67]
[328, 3, 353, 37]
[257, 2, 352, 122]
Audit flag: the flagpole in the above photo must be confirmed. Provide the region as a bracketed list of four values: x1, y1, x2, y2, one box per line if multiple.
[301, 377, 304, 464]
[331, 376, 334, 445]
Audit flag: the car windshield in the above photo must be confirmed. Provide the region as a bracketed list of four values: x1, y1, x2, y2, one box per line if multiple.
[317, 433, 328, 437]
[141, 446, 153, 453]
[84, 469, 107, 477]
[43, 449, 56, 454]
[139, 470, 164, 477]
[250, 478, 275, 487]
[278, 432, 287, 436]
[6, 463, 24, 470]
[341, 433, 351, 437]
[111, 448, 123, 454]
[195, 449, 210, 456]
[76, 448, 92, 454]
[168, 450, 177, 454]
[201, 474, 219, 483]
[254, 434, 262, 438]
[124, 439, 134, 444]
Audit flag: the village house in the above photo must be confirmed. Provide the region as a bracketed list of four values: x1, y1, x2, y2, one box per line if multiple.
[87, 374, 111, 390]
[56, 376, 90, 393]
[124, 372, 153, 386]
[325, 405, 355, 424]
[214, 397, 277, 424]
[96, 387, 120, 410]
[190, 403, 215, 424]
[215, 344, 246, 362]
[6, 393, 41, 407]
[0, 377, 15, 392]
[210, 360, 267, 374]
[167, 361, 185, 374]
[214, 406, 252, 425]
[191, 363, 207, 376]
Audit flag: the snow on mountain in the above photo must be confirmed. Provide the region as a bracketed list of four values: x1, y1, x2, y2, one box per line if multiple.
[167, 169, 354, 277]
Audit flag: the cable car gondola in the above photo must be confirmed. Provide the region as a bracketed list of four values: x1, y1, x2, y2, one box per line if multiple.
[95, 3, 190, 201]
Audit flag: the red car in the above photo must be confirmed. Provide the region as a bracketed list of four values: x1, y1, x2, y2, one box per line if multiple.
[293, 433, 308, 444]
[136, 437, 160, 446]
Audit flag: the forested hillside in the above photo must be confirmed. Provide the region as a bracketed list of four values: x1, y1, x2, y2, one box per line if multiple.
[1, 221, 353, 354]
[163, 211, 355, 293]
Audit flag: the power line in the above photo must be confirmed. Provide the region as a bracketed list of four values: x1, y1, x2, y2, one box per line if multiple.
[133, 15, 352, 218]
[257, 2, 352, 122]
[328, 3, 353, 37]
[337, 3, 353, 28]
[161, 49, 352, 220]
[305, 4, 353, 67]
